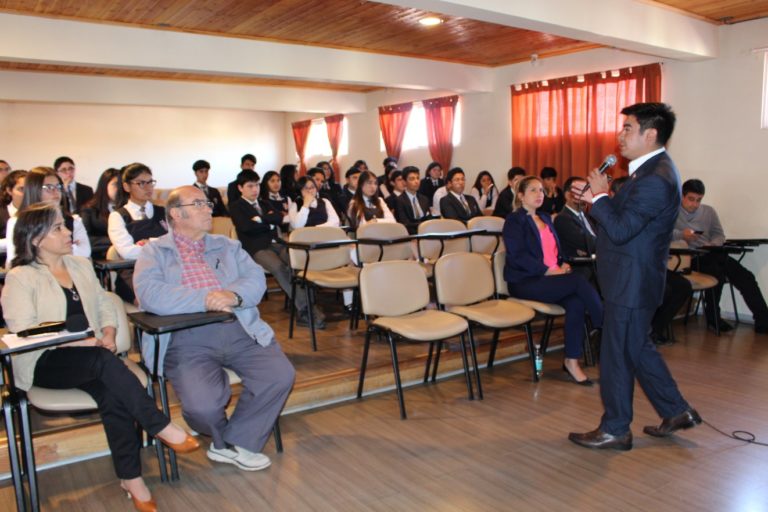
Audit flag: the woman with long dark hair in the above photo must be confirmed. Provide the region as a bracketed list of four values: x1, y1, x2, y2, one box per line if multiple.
[1, 170, 27, 266]
[259, 170, 292, 232]
[81, 168, 120, 260]
[470, 170, 499, 216]
[288, 175, 340, 229]
[279, 164, 299, 202]
[2, 203, 199, 512]
[347, 170, 395, 230]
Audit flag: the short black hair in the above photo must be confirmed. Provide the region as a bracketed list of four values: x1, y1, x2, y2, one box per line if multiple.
[241, 153, 257, 165]
[354, 159, 368, 169]
[307, 167, 325, 179]
[383, 156, 397, 168]
[345, 166, 361, 179]
[426, 161, 442, 174]
[620, 102, 676, 146]
[540, 167, 557, 180]
[446, 167, 464, 182]
[237, 169, 260, 187]
[682, 179, 705, 196]
[192, 159, 210, 172]
[563, 176, 587, 194]
[507, 167, 526, 180]
[53, 156, 74, 172]
[401, 166, 420, 181]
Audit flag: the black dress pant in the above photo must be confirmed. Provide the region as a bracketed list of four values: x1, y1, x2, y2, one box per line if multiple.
[33, 347, 169, 479]
[696, 253, 768, 327]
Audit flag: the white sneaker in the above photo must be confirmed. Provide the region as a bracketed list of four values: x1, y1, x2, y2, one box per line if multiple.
[207, 445, 272, 471]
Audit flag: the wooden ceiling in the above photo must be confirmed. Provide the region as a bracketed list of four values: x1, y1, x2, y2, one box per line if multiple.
[654, 0, 768, 24]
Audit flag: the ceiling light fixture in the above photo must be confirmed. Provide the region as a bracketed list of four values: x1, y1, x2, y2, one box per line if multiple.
[419, 17, 443, 26]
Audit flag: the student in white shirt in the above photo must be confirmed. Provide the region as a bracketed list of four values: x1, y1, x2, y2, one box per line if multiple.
[0, 170, 27, 260]
[288, 176, 340, 229]
[470, 170, 499, 216]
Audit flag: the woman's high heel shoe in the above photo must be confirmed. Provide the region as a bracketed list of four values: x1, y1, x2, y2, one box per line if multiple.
[158, 433, 200, 453]
[121, 486, 157, 512]
[562, 363, 594, 387]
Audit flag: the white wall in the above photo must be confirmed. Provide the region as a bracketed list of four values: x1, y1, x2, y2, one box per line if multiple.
[0, 102, 286, 188]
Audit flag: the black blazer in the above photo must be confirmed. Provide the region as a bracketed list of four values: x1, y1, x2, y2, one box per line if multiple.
[538, 187, 564, 215]
[394, 192, 431, 234]
[80, 206, 111, 260]
[553, 206, 597, 259]
[502, 208, 563, 284]
[229, 197, 282, 255]
[492, 186, 515, 219]
[195, 184, 228, 217]
[590, 151, 681, 309]
[418, 177, 445, 207]
[440, 193, 482, 223]
[68, 182, 94, 214]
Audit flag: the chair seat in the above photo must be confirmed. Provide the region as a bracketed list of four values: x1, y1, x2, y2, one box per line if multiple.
[684, 271, 718, 290]
[418, 261, 434, 278]
[301, 266, 360, 288]
[509, 298, 565, 316]
[448, 300, 536, 329]
[374, 310, 468, 341]
[27, 358, 148, 412]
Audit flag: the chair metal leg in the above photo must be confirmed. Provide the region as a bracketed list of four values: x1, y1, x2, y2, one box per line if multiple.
[423, 342, 435, 383]
[540, 316, 554, 354]
[487, 329, 500, 368]
[19, 395, 39, 512]
[306, 284, 318, 352]
[288, 280, 298, 339]
[357, 327, 373, 398]
[459, 333, 475, 401]
[273, 419, 283, 454]
[386, 332, 407, 419]
[157, 376, 178, 481]
[431, 341, 443, 383]
[524, 323, 539, 382]
[466, 328, 483, 400]
[3, 397, 26, 512]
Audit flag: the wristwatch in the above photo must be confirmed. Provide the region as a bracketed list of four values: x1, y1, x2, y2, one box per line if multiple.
[232, 292, 243, 308]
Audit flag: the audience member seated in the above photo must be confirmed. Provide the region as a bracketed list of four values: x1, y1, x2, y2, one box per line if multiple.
[192, 159, 228, 217]
[394, 166, 431, 234]
[230, 171, 325, 328]
[418, 161, 444, 209]
[288, 176, 340, 229]
[553, 176, 597, 283]
[259, 170, 292, 234]
[308, 167, 345, 221]
[279, 163, 299, 202]
[384, 170, 406, 212]
[0, 170, 27, 266]
[227, 153, 257, 205]
[377, 157, 398, 191]
[470, 170, 499, 216]
[3, 202, 199, 512]
[81, 168, 120, 260]
[107, 163, 167, 303]
[431, 184, 448, 217]
[347, 170, 396, 230]
[673, 179, 768, 333]
[493, 166, 526, 218]
[54, 156, 94, 214]
[538, 166, 565, 216]
[0, 159, 10, 182]
[353, 159, 370, 173]
[6, 166, 91, 267]
[134, 186, 295, 473]
[503, 176, 603, 385]
[439, 167, 482, 222]
[316, 160, 344, 203]
[339, 166, 360, 217]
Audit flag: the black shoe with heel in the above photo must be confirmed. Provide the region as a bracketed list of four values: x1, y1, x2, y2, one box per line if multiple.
[562, 363, 594, 386]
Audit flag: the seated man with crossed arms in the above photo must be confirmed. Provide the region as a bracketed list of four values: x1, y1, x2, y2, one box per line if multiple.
[135, 185, 295, 471]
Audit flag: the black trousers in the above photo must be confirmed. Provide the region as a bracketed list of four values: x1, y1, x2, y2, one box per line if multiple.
[33, 347, 169, 479]
[652, 271, 692, 334]
[696, 253, 768, 327]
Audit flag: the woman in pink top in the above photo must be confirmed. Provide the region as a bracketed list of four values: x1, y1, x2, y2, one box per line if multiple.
[502, 177, 603, 385]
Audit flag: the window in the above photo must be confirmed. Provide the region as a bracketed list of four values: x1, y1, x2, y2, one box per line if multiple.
[380, 99, 462, 151]
[303, 117, 349, 161]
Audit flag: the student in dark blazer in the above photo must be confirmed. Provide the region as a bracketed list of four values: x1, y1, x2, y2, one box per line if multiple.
[54, 156, 94, 214]
[503, 176, 603, 386]
[338, 166, 360, 219]
[553, 176, 597, 282]
[439, 167, 482, 223]
[227, 153, 257, 205]
[418, 161, 444, 208]
[394, 166, 431, 234]
[569, 102, 700, 451]
[192, 160, 228, 217]
[493, 167, 526, 219]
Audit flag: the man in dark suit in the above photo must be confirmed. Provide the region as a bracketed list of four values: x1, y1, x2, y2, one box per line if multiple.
[227, 153, 257, 205]
[229, 170, 323, 328]
[569, 103, 700, 451]
[439, 167, 482, 223]
[418, 161, 444, 209]
[394, 166, 431, 234]
[54, 156, 94, 213]
[193, 159, 228, 217]
[493, 166, 526, 219]
[554, 176, 597, 282]
[339, 166, 360, 219]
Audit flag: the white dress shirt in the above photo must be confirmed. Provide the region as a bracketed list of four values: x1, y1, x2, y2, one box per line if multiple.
[288, 197, 340, 229]
[107, 201, 156, 260]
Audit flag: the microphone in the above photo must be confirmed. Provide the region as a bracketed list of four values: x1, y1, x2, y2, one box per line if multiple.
[581, 154, 617, 192]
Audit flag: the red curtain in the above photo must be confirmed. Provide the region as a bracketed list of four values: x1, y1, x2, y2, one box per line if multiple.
[423, 95, 458, 170]
[378, 102, 413, 161]
[291, 119, 312, 175]
[324, 114, 344, 181]
[511, 63, 662, 182]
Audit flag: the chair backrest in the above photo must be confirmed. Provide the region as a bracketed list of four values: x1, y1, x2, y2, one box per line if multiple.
[417, 218, 468, 262]
[435, 252, 494, 306]
[360, 260, 430, 317]
[467, 216, 504, 255]
[668, 240, 691, 272]
[289, 226, 352, 271]
[493, 250, 509, 296]
[105, 291, 132, 353]
[106, 245, 120, 261]
[356, 222, 412, 264]
[211, 216, 235, 239]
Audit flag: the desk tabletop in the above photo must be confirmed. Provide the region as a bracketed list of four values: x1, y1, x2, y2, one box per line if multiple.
[128, 311, 235, 334]
[0, 330, 93, 356]
[93, 259, 136, 271]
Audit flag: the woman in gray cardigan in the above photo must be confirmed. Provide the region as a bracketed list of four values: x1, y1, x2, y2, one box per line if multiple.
[1, 203, 199, 512]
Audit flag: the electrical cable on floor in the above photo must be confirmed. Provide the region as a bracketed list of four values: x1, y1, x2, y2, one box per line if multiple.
[703, 419, 768, 447]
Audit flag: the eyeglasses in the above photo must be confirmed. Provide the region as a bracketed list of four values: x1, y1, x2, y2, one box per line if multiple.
[41, 184, 63, 192]
[131, 179, 157, 188]
[176, 200, 214, 210]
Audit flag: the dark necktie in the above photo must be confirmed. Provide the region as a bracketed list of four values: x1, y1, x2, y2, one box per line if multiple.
[139, 206, 147, 220]
[459, 195, 470, 214]
[412, 196, 422, 218]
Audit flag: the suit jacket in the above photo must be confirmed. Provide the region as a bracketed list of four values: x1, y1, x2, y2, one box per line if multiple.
[67, 182, 94, 214]
[492, 186, 515, 219]
[394, 192, 431, 234]
[553, 206, 597, 259]
[229, 197, 282, 254]
[195, 183, 228, 217]
[80, 206, 111, 260]
[440, 192, 482, 223]
[418, 177, 444, 207]
[590, 151, 681, 309]
[502, 208, 563, 284]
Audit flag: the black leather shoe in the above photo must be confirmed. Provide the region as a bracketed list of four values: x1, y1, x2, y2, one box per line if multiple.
[562, 364, 594, 386]
[568, 428, 632, 451]
[643, 408, 702, 437]
[707, 319, 733, 333]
